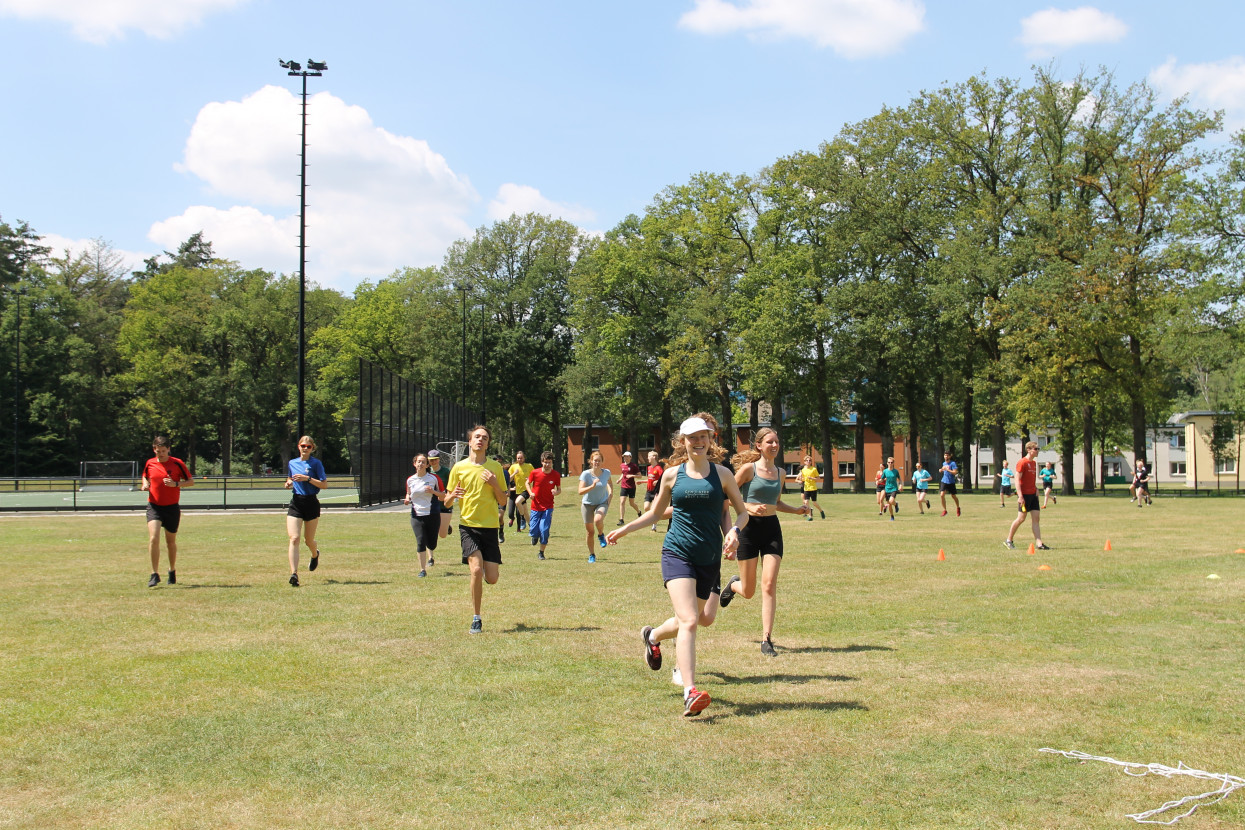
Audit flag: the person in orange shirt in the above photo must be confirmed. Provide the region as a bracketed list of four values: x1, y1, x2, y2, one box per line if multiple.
[1005, 441, 1049, 551]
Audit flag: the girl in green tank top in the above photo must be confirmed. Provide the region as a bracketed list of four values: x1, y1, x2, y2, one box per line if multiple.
[720, 427, 809, 657]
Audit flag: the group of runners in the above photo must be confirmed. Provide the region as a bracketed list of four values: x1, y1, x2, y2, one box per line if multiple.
[136, 421, 1153, 718]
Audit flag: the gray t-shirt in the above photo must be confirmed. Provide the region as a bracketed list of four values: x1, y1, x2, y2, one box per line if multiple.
[580, 468, 611, 505]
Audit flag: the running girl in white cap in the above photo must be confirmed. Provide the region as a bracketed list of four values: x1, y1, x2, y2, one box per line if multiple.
[607, 412, 749, 717]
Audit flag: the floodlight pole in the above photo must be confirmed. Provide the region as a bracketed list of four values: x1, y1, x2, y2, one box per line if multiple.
[279, 58, 327, 440]
[11, 286, 20, 484]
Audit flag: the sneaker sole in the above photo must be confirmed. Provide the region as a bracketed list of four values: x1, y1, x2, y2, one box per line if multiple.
[683, 692, 710, 716]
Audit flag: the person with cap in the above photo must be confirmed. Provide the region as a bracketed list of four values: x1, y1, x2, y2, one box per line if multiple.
[643, 450, 667, 533]
[607, 412, 750, 717]
[428, 449, 452, 566]
[508, 451, 535, 532]
[403, 452, 444, 577]
[616, 450, 642, 527]
[719, 426, 807, 657]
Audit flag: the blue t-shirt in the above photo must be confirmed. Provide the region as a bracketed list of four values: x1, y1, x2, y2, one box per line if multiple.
[912, 469, 931, 491]
[1039, 468, 1056, 486]
[941, 460, 957, 485]
[999, 467, 1014, 487]
[882, 468, 901, 493]
[288, 456, 326, 497]
[580, 468, 611, 505]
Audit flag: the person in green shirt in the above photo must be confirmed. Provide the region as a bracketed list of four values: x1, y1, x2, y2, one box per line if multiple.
[882, 456, 902, 520]
[443, 425, 508, 634]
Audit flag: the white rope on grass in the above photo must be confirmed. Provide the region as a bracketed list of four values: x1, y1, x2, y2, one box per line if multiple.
[1039, 748, 1245, 825]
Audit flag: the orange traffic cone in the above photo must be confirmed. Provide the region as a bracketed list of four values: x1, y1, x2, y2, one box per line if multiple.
[1027, 542, 1036, 555]
[1104, 539, 1113, 551]
[1038, 564, 1052, 571]
[937, 548, 946, 561]
[1235, 548, 1245, 554]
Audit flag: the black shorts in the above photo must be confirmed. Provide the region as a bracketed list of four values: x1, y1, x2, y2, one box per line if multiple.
[737, 514, 783, 561]
[460, 526, 502, 565]
[1042, 481, 1054, 491]
[1020, 494, 1040, 513]
[803, 489, 818, 502]
[287, 493, 322, 521]
[644, 489, 658, 503]
[146, 502, 182, 533]
[515, 490, 529, 504]
[940, 482, 957, 495]
[875, 484, 884, 493]
[1137, 481, 1150, 492]
[885, 489, 899, 501]
[410, 511, 439, 552]
[1001, 485, 1014, 496]
[660, 551, 721, 601]
[620, 485, 636, 498]
[916, 488, 929, 498]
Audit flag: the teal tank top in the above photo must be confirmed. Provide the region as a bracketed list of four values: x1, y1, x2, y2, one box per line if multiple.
[743, 462, 782, 506]
[664, 462, 724, 567]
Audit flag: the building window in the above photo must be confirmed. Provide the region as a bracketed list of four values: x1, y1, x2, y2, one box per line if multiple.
[838, 462, 855, 478]
[586, 436, 600, 453]
[979, 463, 994, 479]
[1169, 433, 1186, 449]
[638, 433, 655, 453]
[1107, 461, 1122, 477]
[1216, 458, 1237, 474]
[1170, 461, 1186, 477]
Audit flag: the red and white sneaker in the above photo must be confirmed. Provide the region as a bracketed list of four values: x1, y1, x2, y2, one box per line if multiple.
[641, 626, 662, 670]
[683, 687, 710, 717]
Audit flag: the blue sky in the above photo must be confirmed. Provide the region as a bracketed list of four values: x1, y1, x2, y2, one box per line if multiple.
[2, 0, 1243, 292]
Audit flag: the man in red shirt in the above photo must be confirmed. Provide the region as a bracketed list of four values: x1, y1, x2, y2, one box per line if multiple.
[140, 435, 194, 587]
[616, 450, 642, 527]
[526, 451, 562, 560]
[1005, 441, 1048, 551]
[643, 450, 666, 533]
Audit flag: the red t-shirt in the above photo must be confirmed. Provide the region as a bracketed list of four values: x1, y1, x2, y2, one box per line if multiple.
[144, 456, 191, 506]
[526, 468, 562, 511]
[619, 462, 639, 488]
[646, 464, 664, 492]
[1015, 457, 1037, 495]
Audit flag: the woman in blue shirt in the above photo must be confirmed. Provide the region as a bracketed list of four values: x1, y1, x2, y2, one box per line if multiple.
[284, 435, 327, 587]
[577, 450, 612, 563]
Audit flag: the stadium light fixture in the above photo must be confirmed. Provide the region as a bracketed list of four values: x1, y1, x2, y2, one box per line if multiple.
[277, 58, 327, 440]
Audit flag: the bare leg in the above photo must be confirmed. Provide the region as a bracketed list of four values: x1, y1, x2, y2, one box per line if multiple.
[467, 553, 484, 615]
[147, 520, 163, 572]
[287, 516, 302, 574]
[302, 517, 320, 560]
[760, 554, 781, 641]
[165, 530, 178, 571]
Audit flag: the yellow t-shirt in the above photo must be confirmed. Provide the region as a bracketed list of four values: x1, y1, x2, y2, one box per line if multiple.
[508, 462, 535, 494]
[799, 465, 820, 492]
[446, 458, 505, 528]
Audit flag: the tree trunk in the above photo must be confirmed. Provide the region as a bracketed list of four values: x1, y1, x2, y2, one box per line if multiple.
[749, 397, 760, 437]
[660, 398, 673, 458]
[991, 420, 1006, 494]
[1058, 401, 1076, 496]
[814, 336, 834, 493]
[221, 408, 233, 476]
[582, 419, 592, 471]
[1081, 404, 1096, 493]
[1129, 335, 1147, 465]
[718, 377, 733, 458]
[960, 387, 974, 493]
[853, 415, 866, 493]
[252, 418, 262, 475]
[906, 387, 921, 482]
[551, 396, 563, 472]
[932, 343, 945, 462]
[771, 392, 785, 474]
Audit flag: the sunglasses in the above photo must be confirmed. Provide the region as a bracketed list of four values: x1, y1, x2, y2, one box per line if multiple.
[299, 444, 313, 448]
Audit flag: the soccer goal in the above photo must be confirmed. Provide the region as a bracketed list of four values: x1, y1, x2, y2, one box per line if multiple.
[79, 460, 139, 491]
[437, 441, 468, 464]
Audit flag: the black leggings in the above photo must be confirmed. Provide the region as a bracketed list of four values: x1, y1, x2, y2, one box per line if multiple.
[410, 511, 440, 552]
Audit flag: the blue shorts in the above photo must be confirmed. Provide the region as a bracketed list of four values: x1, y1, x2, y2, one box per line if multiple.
[528, 508, 553, 545]
[660, 551, 721, 601]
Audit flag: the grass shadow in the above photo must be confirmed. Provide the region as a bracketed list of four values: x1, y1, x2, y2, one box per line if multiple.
[323, 579, 391, 586]
[780, 644, 895, 654]
[696, 698, 869, 723]
[179, 583, 253, 590]
[701, 671, 856, 685]
[504, 622, 602, 634]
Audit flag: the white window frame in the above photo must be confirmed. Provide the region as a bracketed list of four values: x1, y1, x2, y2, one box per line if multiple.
[838, 462, 855, 478]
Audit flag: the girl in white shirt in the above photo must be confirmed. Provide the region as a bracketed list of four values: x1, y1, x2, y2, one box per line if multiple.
[404, 454, 445, 577]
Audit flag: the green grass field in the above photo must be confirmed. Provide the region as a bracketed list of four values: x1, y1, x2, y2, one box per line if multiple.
[2, 493, 1242, 829]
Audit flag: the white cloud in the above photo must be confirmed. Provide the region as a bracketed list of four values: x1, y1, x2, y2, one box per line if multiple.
[1018, 7, 1127, 56]
[678, 0, 925, 59]
[1150, 56, 1245, 133]
[38, 233, 149, 274]
[155, 85, 479, 292]
[0, 0, 247, 43]
[486, 184, 597, 224]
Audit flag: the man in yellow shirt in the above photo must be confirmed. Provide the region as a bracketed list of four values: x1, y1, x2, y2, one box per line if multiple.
[507, 451, 535, 533]
[799, 455, 825, 521]
[444, 425, 508, 634]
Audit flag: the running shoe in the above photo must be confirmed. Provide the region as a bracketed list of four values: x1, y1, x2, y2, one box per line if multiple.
[820, 510, 826, 519]
[167, 570, 176, 585]
[538, 551, 545, 560]
[499, 526, 505, 543]
[588, 553, 596, 564]
[427, 556, 434, 566]
[470, 617, 482, 634]
[616, 519, 624, 527]
[147, 572, 160, 588]
[807, 515, 813, 522]
[1052, 496, 1057, 504]
[518, 519, 526, 531]
[289, 573, 299, 587]
[890, 515, 894, 521]
[508, 518, 514, 527]
[925, 499, 931, 509]
[1003, 540, 1015, 550]
[760, 638, 776, 657]
[1036, 544, 1051, 550]
[418, 569, 426, 578]
[941, 510, 947, 517]
[531, 534, 538, 546]
[683, 687, 710, 717]
[598, 534, 607, 548]
[641, 626, 662, 670]
[309, 548, 319, 571]
[956, 507, 961, 517]
[720, 575, 740, 607]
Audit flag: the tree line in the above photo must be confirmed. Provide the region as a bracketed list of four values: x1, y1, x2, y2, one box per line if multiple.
[3, 67, 1243, 489]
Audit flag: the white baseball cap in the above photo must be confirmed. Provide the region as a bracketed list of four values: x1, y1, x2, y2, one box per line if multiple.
[623, 451, 632, 456]
[679, 416, 714, 435]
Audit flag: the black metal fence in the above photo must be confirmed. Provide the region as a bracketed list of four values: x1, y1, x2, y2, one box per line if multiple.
[345, 359, 479, 507]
